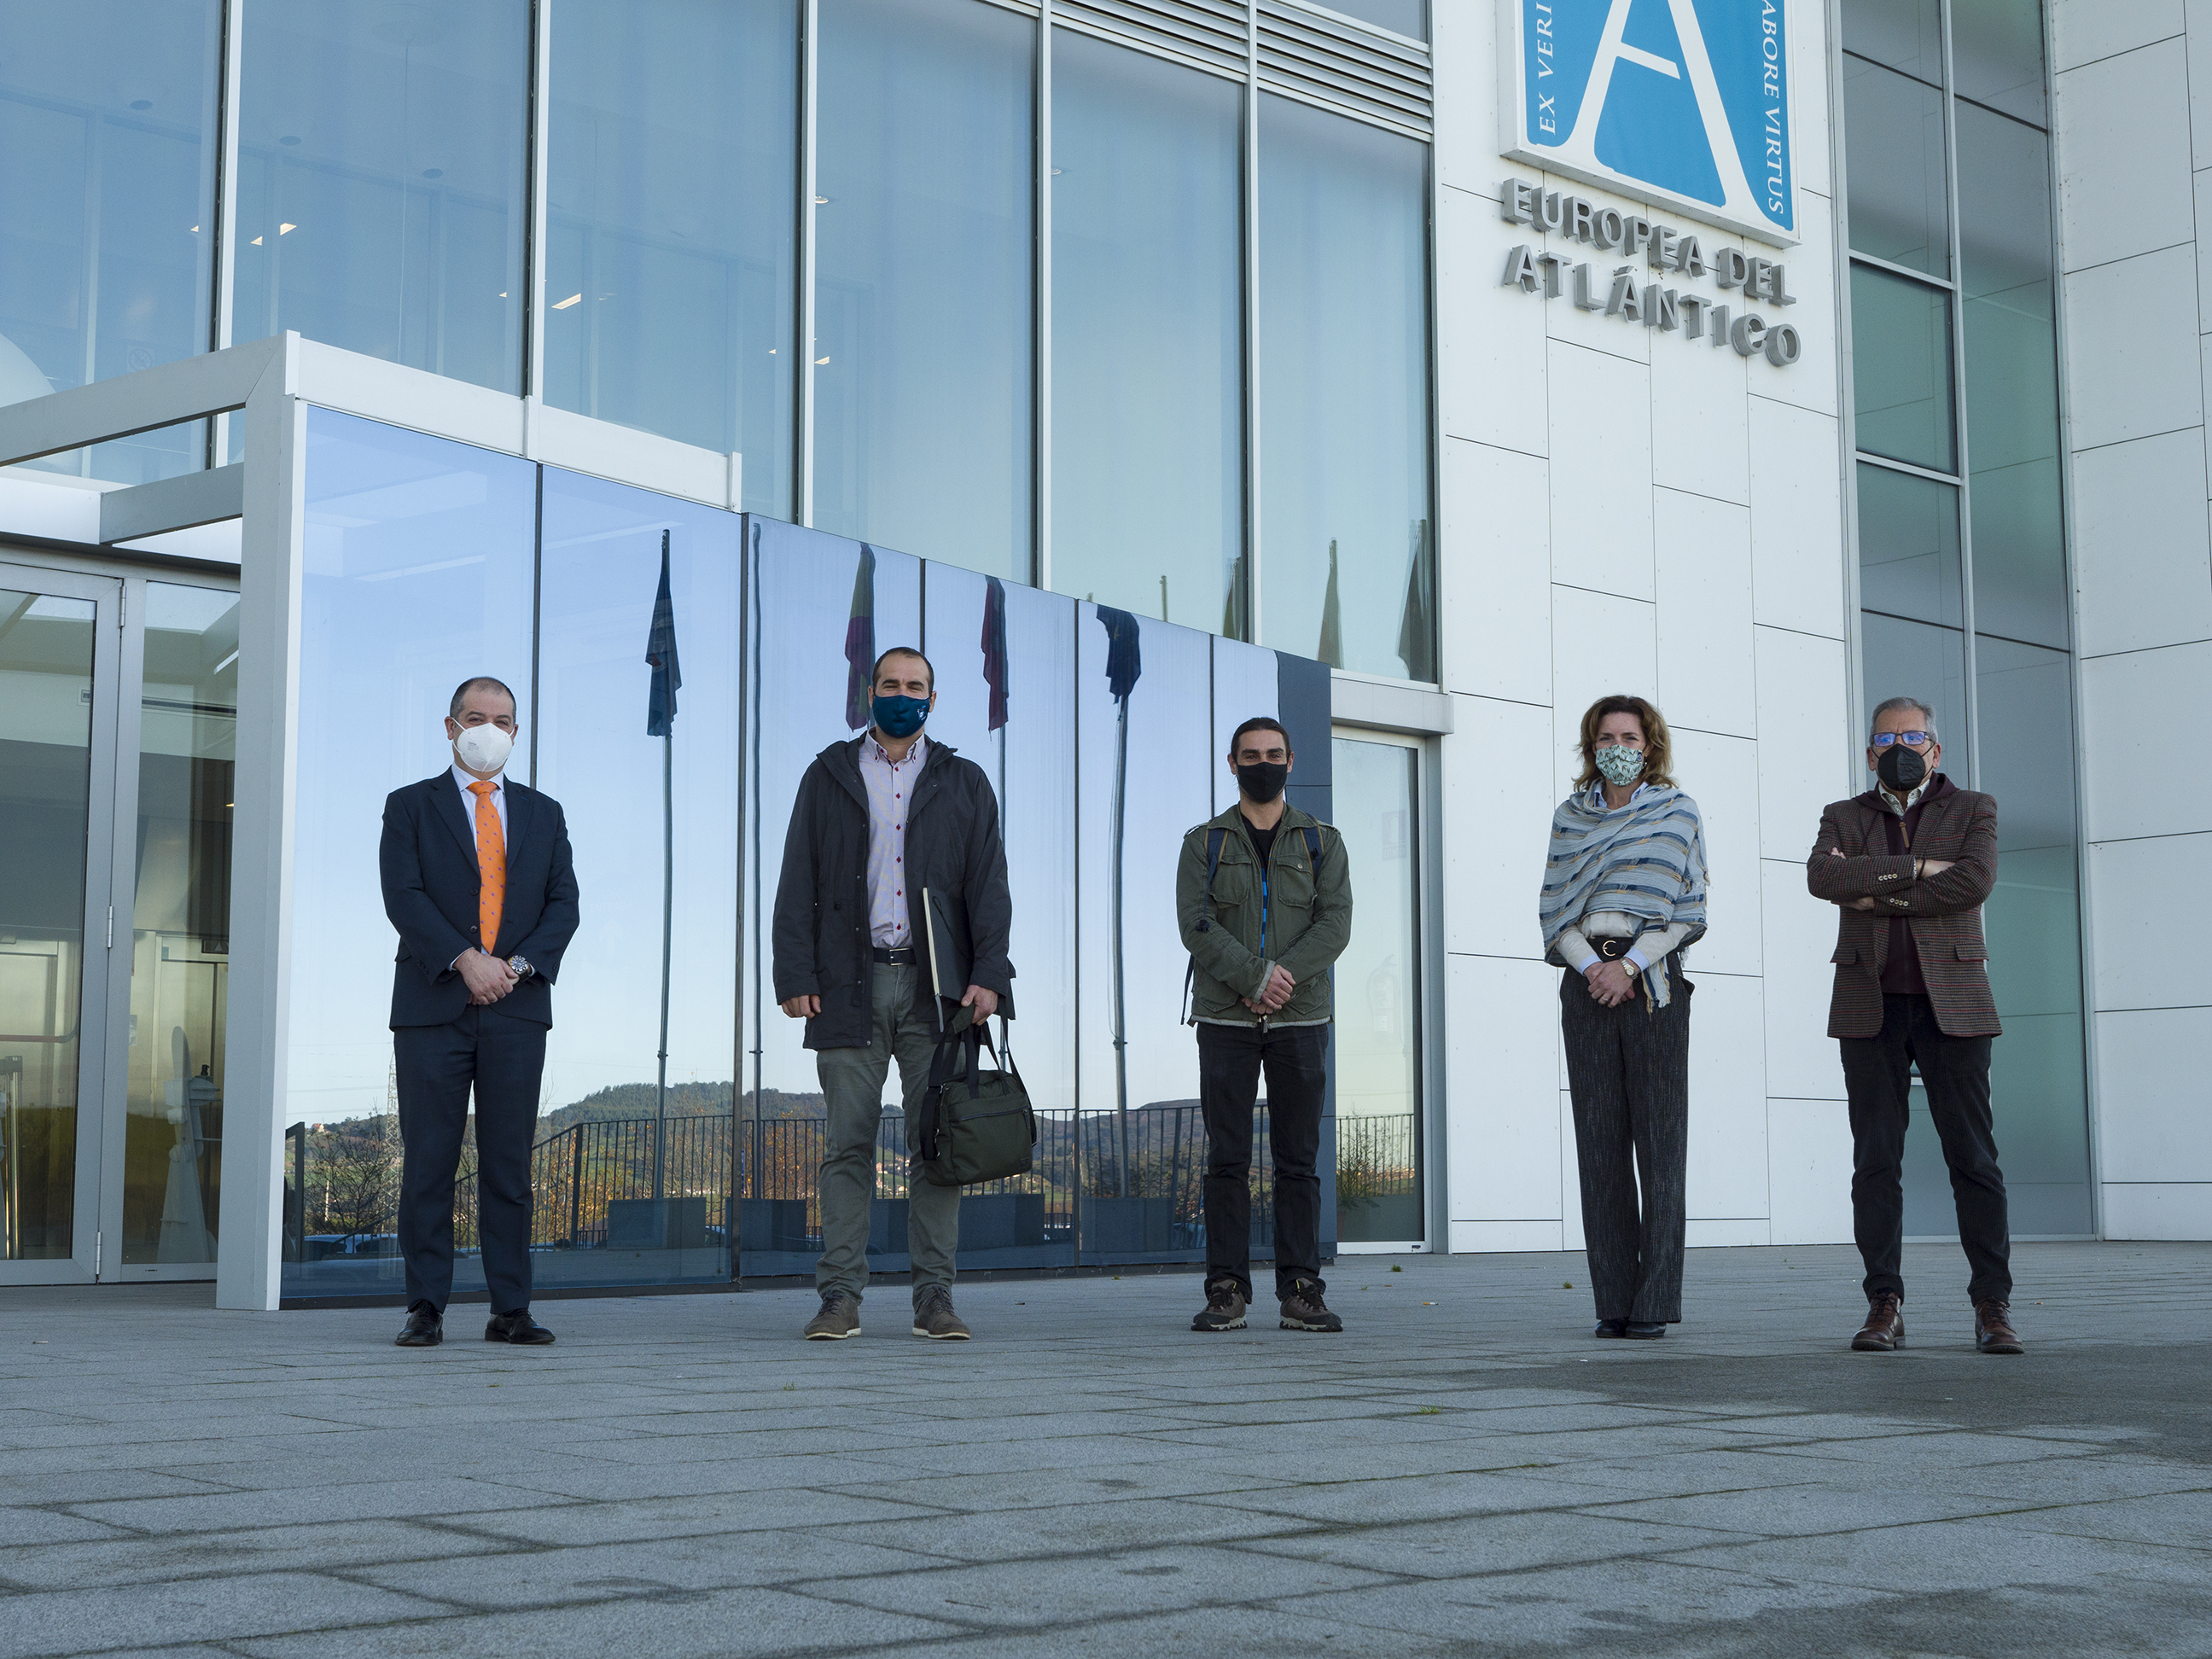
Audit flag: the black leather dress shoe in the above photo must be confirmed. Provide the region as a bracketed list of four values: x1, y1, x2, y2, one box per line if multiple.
[1594, 1318, 1627, 1337]
[395, 1306, 443, 1348]
[485, 1308, 556, 1345]
[1623, 1321, 1667, 1339]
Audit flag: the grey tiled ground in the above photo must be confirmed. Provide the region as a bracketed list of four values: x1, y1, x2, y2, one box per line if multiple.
[3, 1242, 2209, 1657]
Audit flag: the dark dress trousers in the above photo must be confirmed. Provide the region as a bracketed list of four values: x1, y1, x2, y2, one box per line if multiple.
[380, 772, 579, 1313]
[1807, 777, 2009, 1305]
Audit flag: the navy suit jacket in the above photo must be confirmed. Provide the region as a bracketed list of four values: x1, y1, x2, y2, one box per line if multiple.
[379, 772, 580, 1029]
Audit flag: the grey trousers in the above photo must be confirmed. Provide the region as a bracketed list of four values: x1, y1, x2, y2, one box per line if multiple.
[814, 963, 960, 1305]
[1560, 969, 1691, 1324]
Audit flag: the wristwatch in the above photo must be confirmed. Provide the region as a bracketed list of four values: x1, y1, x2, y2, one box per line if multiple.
[508, 954, 533, 979]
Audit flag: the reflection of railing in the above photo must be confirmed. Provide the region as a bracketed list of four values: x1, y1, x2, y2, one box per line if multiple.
[280, 1102, 1340, 1268]
[456, 1115, 731, 1250]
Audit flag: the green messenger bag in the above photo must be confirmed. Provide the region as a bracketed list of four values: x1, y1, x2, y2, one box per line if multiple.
[914, 1006, 1035, 1188]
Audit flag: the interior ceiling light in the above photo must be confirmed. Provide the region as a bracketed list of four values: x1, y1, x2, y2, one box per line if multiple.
[279, 223, 296, 234]
[250, 236, 262, 245]
[815, 356, 830, 365]
[552, 293, 582, 309]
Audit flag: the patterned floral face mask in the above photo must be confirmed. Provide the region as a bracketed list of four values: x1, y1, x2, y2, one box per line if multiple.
[1594, 744, 1646, 787]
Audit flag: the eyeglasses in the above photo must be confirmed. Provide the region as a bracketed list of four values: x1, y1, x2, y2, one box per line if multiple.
[1869, 731, 1933, 748]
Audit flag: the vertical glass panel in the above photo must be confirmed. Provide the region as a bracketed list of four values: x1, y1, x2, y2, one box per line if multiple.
[1857, 463, 1962, 627]
[0, 585, 95, 1260]
[1050, 34, 1243, 634]
[1959, 102, 2066, 649]
[123, 584, 236, 1265]
[0, 0, 219, 482]
[283, 410, 537, 1297]
[1315, 0, 1427, 41]
[1330, 736, 1421, 1245]
[546, 0, 799, 519]
[1850, 264, 1957, 472]
[740, 519, 921, 1276]
[1075, 606, 1213, 1260]
[1842, 56, 1951, 278]
[1971, 635, 2088, 1233]
[815, 0, 1033, 579]
[1842, 0, 1943, 87]
[1953, 0, 2047, 126]
[533, 471, 740, 1285]
[1258, 95, 1433, 680]
[1858, 612, 1970, 783]
[235, 2, 529, 393]
[922, 561, 1078, 1268]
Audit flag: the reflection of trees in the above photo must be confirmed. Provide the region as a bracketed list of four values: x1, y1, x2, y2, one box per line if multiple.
[1334, 1115, 1416, 1210]
[302, 1113, 402, 1239]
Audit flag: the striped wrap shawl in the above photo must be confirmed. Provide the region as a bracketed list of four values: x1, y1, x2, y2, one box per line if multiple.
[1539, 784, 1709, 1008]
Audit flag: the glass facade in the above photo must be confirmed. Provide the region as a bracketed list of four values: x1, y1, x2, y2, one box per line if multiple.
[0, 1, 1437, 681]
[0, 0, 221, 483]
[814, 0, 1035, 579]
[544, 0, 799, 518]
[1842, 0, 2090, 1235]
[1049, 33, 1243, 631]
[233, 1, 530, 394]
[1258, 96, 1433, 679]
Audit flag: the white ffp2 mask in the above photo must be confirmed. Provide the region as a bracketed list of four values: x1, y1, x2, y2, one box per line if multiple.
[453, 723, 514, 774]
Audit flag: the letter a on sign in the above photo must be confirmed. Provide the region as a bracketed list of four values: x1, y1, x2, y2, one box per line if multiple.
[1498, 0, 1795, 244]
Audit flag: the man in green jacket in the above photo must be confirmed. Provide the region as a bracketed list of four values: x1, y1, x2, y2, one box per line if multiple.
[1176, 716, 1353, 1334]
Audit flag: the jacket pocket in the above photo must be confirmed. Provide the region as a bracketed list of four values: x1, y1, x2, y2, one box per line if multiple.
[1830, 946, 1858, 965]
[1952, 943, 1988, 961]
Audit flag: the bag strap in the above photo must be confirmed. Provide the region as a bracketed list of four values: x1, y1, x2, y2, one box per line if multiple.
[1180, 828, 1229, 1027]
[1301, 824, 1322, 868]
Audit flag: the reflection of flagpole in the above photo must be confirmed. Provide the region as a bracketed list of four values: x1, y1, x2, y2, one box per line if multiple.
[1095, 608, 1142, 1199]
[646, 529, 684, 1208]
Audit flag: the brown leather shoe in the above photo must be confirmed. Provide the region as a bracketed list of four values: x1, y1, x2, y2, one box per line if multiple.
[1975, 1300, 2024, 1354]
[1851, 1291, 1904, 1352]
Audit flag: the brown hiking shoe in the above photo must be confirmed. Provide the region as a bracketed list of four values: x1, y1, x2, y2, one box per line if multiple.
[911, 1284, 971, 1340]
[1278, 1278, 1342, 1333]
[1975, 1300, 2024, 1354]
[1192, 1280, 1249, 1332]
[1852, 1292, 1904, 1352]
[803, 1291, 861, 1341]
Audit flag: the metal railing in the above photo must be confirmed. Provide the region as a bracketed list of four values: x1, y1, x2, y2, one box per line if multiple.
[280, 1103, 1412, 1264]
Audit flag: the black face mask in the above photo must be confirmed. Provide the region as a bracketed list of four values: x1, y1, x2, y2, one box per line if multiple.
[1876, 743, 1929, 792]
[1236, 760, 1289, 805]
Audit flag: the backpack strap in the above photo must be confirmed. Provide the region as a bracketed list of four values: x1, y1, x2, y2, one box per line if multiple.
[1301, 824, 1322, 869]
[1180, 828, 1230, 1026]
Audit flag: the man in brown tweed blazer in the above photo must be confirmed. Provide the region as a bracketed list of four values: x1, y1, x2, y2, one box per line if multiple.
[1807, 696, 2021, 1358]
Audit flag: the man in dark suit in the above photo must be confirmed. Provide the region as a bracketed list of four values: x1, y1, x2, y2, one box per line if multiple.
[1807, 696, 2020, 1357]
[380, 675, 579, 1348]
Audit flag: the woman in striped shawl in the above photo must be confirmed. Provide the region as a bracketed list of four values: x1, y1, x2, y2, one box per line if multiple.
[1540, 696, 1709, 1340]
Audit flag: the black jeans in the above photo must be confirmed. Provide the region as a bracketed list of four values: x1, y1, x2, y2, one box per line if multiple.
[394, 1005, 547, 1314]
[1197, 1022, 1327, 1301]
[1841, 992, 2011, 1306]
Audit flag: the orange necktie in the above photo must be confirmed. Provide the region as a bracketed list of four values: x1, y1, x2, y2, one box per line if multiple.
[469, 780, 506, 954]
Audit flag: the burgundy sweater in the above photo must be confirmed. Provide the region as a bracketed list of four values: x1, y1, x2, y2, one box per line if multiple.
[1860, 773, 1959, 998]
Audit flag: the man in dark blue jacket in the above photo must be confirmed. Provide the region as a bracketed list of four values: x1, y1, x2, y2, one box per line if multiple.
[379, 676, 579, 1348]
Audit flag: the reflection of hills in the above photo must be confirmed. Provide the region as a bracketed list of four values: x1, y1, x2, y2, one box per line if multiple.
[540, 1084, 854, 1131]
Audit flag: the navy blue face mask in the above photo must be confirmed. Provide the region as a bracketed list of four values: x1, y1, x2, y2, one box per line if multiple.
[872, 693, 930, 738]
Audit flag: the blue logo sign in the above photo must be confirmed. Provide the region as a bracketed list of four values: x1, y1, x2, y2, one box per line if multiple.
[1500, 0, 1794, 242]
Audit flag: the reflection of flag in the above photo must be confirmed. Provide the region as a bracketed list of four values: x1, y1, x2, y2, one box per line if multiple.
[981, 576, 1010, 731]
[1397, 518, 1435, 682]
[1097, 605, 1142, 701]
[1317, 539, 1342, 668]
[843, 543, 876, 731]
[645, 528, 682, 736]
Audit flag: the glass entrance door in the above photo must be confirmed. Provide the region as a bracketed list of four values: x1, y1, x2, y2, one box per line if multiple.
[0, 558, 237, 1283]
[1329, 730, 1427, 1248]
[98, 581, 239, 1276]
[0, 561, 119, 1282]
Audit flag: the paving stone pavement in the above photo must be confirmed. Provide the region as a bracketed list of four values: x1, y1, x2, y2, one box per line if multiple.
[2, 1241, 2209, 1658]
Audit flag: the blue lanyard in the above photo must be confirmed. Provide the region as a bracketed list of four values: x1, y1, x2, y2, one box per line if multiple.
[1259, 862, 1268, 953]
